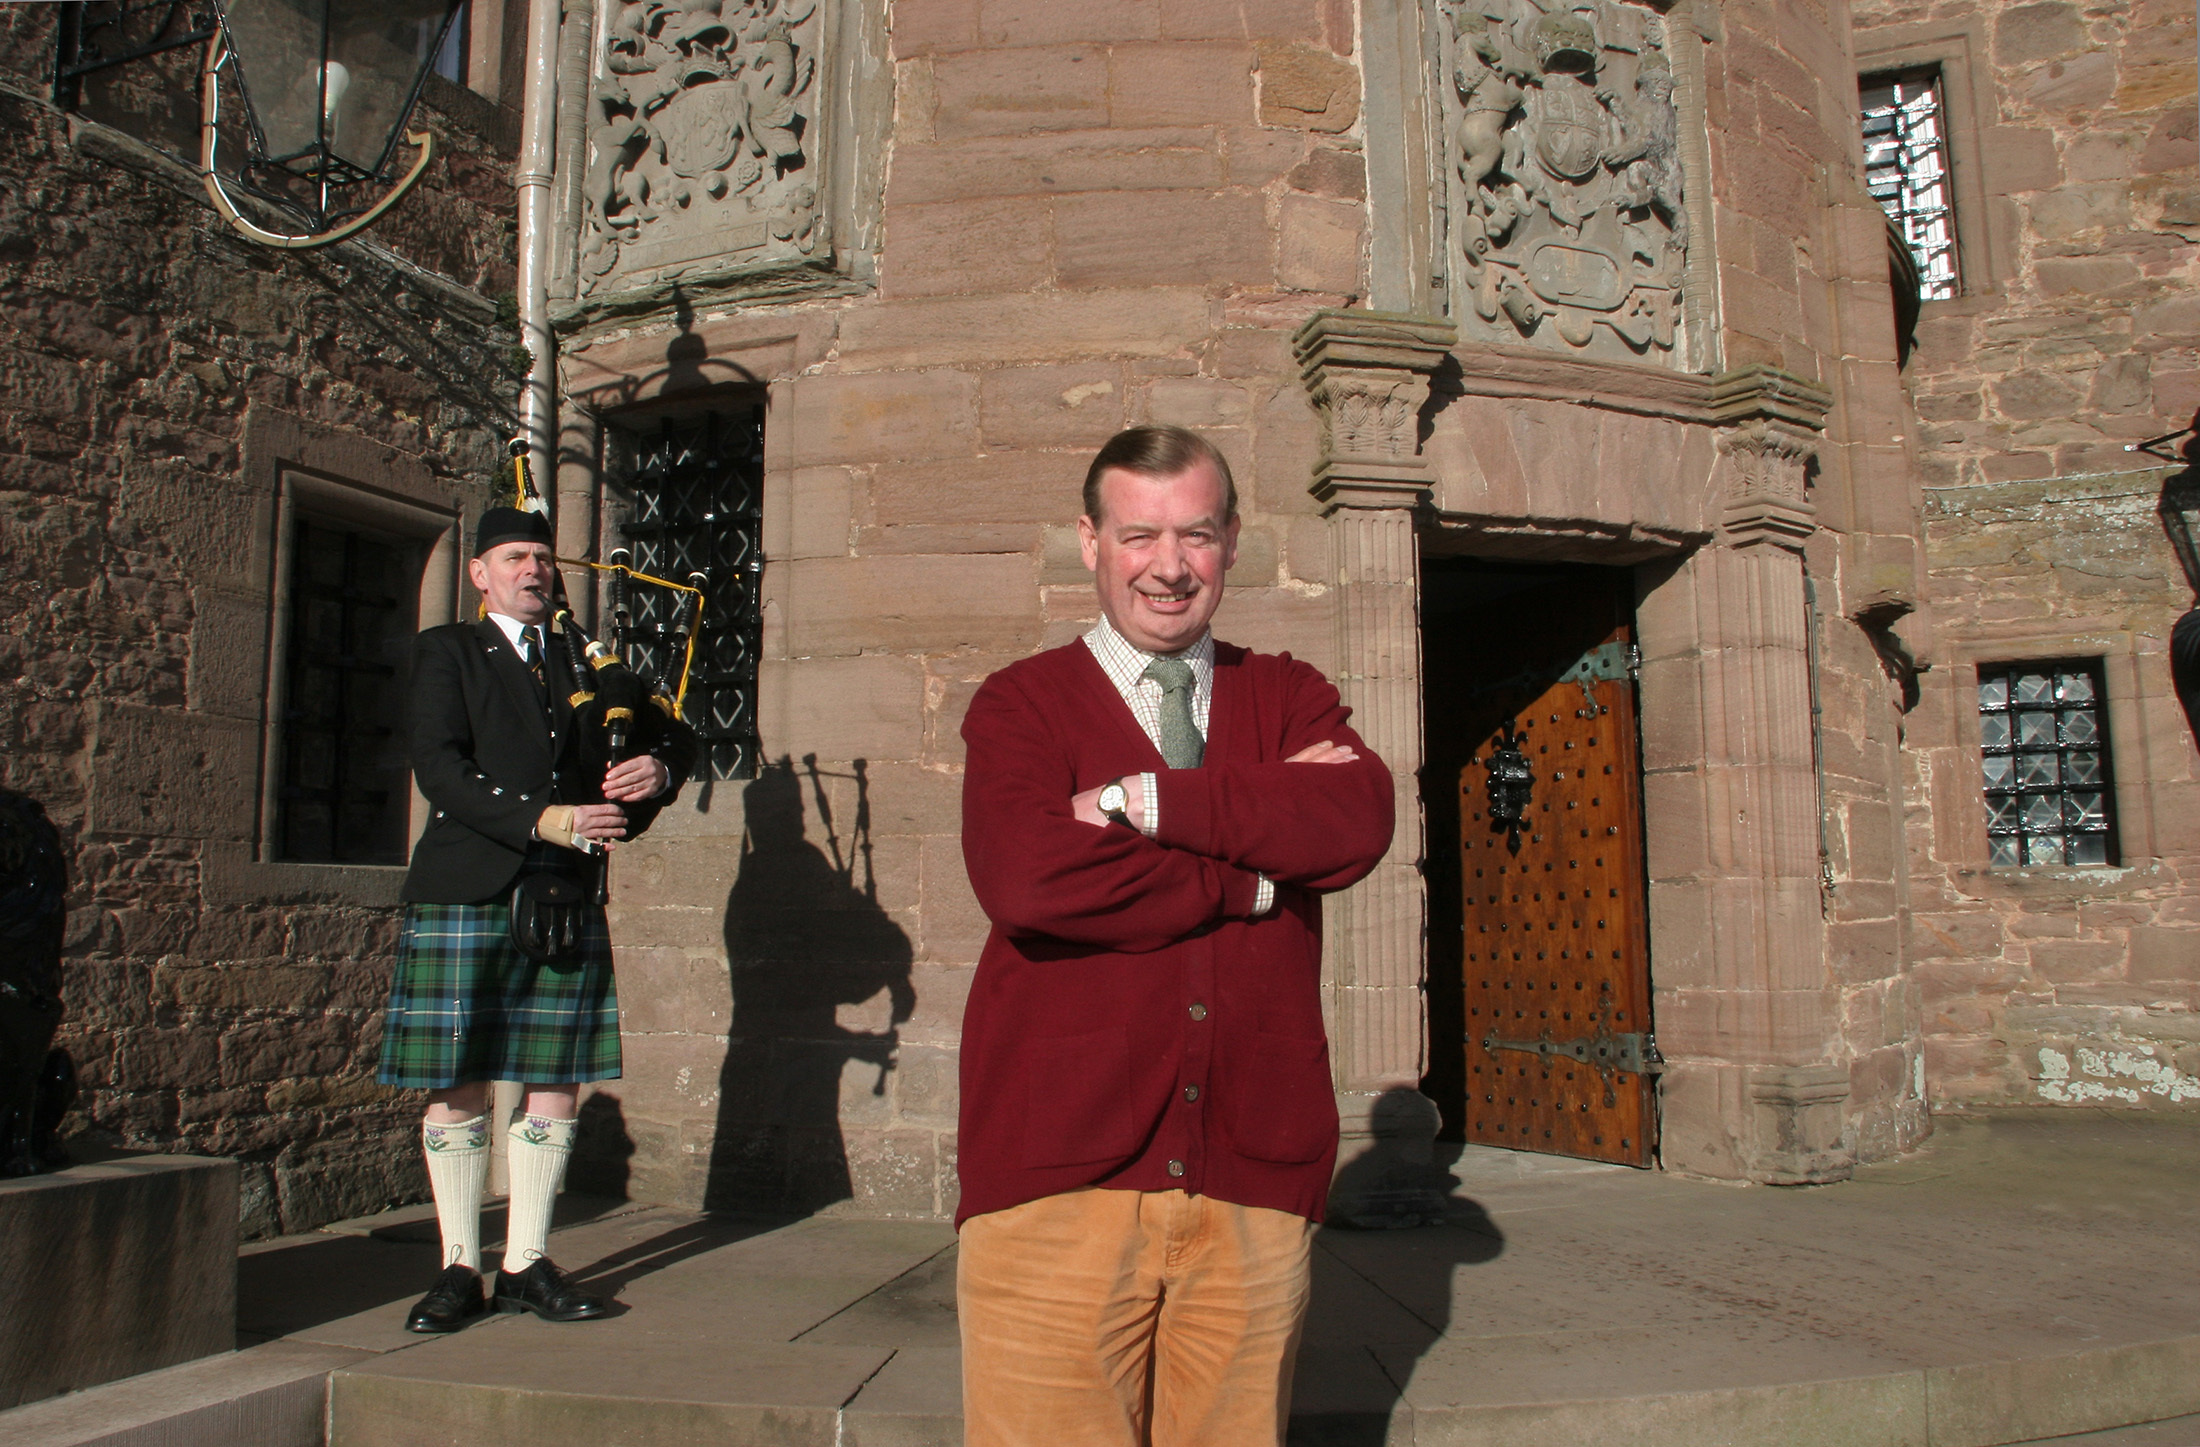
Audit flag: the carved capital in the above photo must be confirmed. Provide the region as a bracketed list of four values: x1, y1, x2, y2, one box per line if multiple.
[1717, 419, 1819, 550]
[1292, 309, 1457, 512]
[1710, 366, 1830, 551]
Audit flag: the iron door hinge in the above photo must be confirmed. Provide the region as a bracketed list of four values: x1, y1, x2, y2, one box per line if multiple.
[1477, 1027, 1665, 1076]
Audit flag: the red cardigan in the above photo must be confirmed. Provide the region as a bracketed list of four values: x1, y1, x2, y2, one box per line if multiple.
[956, 638, 1394, 1227]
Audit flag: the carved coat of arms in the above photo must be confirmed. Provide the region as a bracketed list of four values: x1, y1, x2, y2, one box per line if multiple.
[1439, 1, 1687, 363]
[579, 0, 824, 299]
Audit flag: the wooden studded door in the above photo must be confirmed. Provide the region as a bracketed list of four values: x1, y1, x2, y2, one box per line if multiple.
[1430, 566, 1658, 1167]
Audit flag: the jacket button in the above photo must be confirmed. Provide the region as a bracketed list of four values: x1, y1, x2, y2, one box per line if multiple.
[1188, 1002, 1208, 1021]
[1166, 1160, 1185, 1178]
[1183, 1085, 1200, 1102]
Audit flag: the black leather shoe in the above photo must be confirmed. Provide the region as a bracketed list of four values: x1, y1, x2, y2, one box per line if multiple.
[494, 1257, 609, 1322]
[405, 1264, 487, 1333]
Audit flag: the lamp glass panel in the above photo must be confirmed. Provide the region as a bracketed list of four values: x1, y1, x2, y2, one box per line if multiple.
[325, 0, 461, 172]
[222, 0, 325, 164]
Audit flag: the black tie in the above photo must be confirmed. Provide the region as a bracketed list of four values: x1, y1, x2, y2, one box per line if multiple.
[524, 627, 546, 688]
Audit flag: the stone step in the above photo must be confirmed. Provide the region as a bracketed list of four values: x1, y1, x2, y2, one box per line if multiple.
[0, 1340, 368, 1447]
[318, 1331, 2200, 1447]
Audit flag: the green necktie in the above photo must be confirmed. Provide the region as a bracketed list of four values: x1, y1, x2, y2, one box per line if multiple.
[1143, 656, 1204, 768]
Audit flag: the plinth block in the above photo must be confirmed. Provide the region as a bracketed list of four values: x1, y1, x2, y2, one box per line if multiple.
[0, 1153, 238, 1410]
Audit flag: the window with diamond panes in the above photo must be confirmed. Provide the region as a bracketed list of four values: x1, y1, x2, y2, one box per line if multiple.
[1978, 661, 2117, 868]
[617, 407, 764, 781]
[1860, 69, 1958, 301]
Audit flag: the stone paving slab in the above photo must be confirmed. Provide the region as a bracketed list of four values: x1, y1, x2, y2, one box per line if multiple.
[14, 1109, 2196, 1447]
[0, 1339, 369, 1447]
[307, 1111, 2200, 1447]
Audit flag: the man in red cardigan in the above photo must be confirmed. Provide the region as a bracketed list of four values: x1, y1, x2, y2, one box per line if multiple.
[957, 426, 1395, 1446]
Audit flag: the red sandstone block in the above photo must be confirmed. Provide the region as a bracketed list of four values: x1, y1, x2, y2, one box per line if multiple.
[980, 362, 1127, 450]
[880, 196, 1054, 299]
[1141, 377, 1255, 430]
[777, 554, 1040, 658]
[1256, 42, 1358, 132]
[894, 0, 980, 54]
[889, 129, 1225, 205]
[933, 45, 1107, 140]
[761, 655, 928, 765]
[2024, 939, 2127, 985]
[2035, 255, 2142, 297]
[1223, 125, 1309, 186]
[1055, 190, 1270, 288]
[1723, 30, 1813, 109]
[978, 0, 1158, 48]
[782, 370, 978, 468]
[1277, 192, 1363, 295]
[1994, 2, 2089, 67]
[1984, 126, 2062, 193]
[1212, 587, 1336, 676]
[871, 452, 1084, 527]
[856, 763, 968, 839]
[837, 290, 1217, 370]
[2129, 925, 2200, 983]
[1162, 0, 1322, 42]
[1108, 42, 1257, 127]
[920, 833, 992, 963]
[1285, 144, 1365, 200]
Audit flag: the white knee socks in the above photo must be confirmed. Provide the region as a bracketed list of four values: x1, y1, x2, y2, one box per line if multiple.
[502, 1113, 577, 1272]
[421, 1114, 490, 1272]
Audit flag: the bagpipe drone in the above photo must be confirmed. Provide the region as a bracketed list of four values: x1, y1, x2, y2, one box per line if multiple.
[504, 442, 702, 907]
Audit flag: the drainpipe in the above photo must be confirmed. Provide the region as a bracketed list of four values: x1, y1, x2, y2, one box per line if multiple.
[515, 0, 562, 508]
[1802, 569, 1836, 903]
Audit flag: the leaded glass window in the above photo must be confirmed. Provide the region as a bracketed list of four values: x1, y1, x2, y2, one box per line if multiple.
[1861, 69, 1958, 301]
[1978, 660, 2117, 868]
[617, 407, 764, 781]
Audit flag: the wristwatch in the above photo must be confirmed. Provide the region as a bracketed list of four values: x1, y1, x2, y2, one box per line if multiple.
[1097, 778, 1132, 828]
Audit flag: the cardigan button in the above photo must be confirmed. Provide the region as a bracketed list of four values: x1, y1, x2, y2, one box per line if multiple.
[1166, 1160, 1185, 1178]
[1188, 1002, 1208, 1021]
[1182, 1085, 1200, 1102]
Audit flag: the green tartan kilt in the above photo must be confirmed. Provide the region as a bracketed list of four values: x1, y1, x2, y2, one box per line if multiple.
[376, 899, 622, 1090]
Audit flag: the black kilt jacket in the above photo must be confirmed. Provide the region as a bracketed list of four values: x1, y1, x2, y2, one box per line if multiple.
[401, 619, 689, 905]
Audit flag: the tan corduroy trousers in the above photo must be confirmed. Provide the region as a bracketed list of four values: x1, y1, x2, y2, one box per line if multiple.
[958, 1188, 1317, 1447]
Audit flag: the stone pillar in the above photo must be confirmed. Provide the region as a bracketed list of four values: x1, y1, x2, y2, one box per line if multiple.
[1293, 310, 1454, 1222]
[1649, 367, 1853, 1184]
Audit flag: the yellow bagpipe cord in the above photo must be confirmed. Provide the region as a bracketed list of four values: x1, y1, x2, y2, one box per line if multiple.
[508, 447, 706, 718]
[555, 556, 706, 719]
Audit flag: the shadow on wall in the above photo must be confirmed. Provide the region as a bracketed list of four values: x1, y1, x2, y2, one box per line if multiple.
[706, 755, 915, 1213]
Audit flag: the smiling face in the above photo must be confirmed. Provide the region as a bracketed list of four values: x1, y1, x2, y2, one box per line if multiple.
[1077, 460, 1240, 656]
[468, 541, 556, 626]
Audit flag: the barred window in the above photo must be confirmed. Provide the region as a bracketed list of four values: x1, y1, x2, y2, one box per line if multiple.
[278, 520, 416, 863]
[1978, 660, 2117, 868]
[616, 408, 765, 781]
[1861, 69, 1958, 301]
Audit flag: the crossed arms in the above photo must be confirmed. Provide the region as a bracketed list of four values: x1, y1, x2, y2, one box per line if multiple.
[960, 661, 1395, 953]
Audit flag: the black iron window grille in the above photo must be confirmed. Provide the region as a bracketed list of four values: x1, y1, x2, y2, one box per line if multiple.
[280, 520, 412, 863]
[1861, 68, 1958, 301]
[618, 407, 765, 781]
[1978, 659, 2118, 868]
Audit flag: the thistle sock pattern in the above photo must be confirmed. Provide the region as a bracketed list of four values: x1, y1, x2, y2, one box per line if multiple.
[422, 1113, 491, 1272]
[1143, 656, 1205, 769]
[503, 1113, 578, 1269]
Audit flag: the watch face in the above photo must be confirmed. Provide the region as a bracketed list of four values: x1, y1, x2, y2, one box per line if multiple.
[1099, 783, 1127, 814]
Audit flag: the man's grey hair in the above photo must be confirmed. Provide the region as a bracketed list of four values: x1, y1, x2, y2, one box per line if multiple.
[1081, 426, 1239, 524]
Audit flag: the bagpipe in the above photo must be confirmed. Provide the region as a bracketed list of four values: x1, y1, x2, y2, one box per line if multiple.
[501, 443, 702, 915]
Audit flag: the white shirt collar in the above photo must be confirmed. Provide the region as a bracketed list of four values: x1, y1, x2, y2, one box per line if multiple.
[486, 612, 543, 651]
